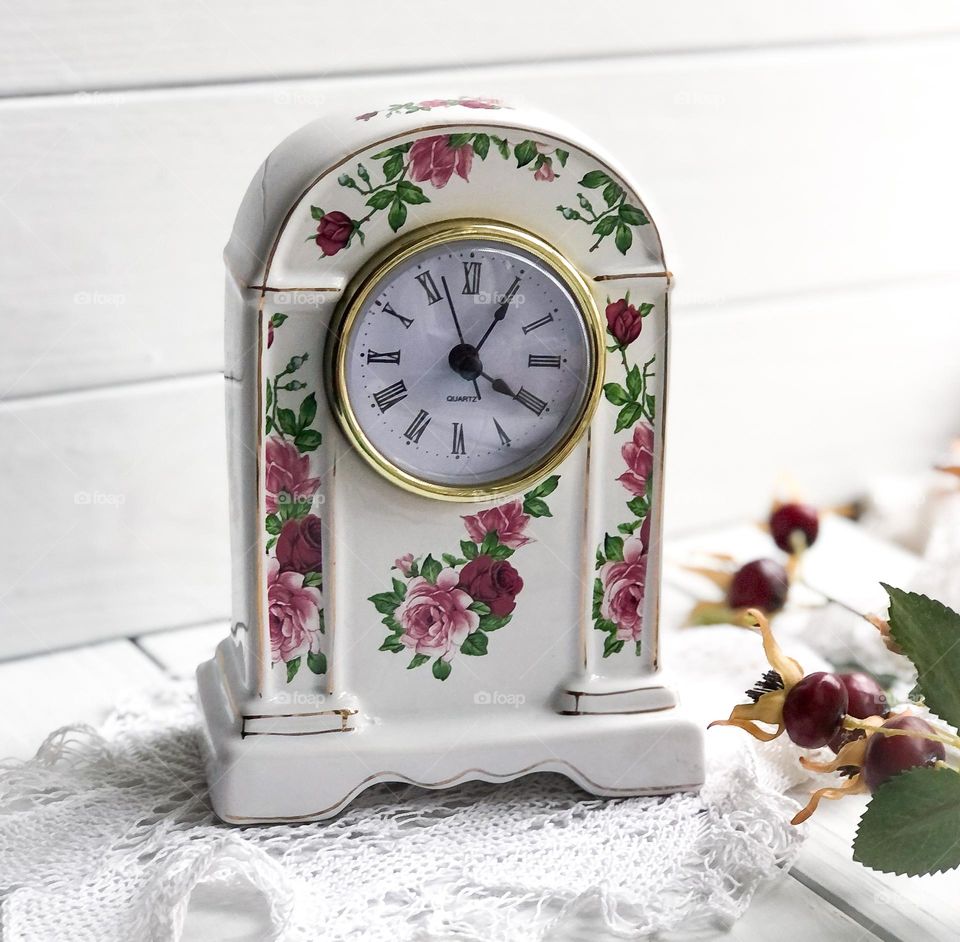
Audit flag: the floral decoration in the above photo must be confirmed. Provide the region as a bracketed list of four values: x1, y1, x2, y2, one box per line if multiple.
[264, 312, 326, 682]
[592, 295, 657, 657]
[355, 97, 506, 121]
[370, 476, 559, 681]
[307, 131, 648, 256]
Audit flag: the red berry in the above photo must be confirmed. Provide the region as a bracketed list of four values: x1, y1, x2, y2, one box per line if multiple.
[863, 715, 945, 791]
[783, 671, 848, 748]
[827, 672, 889, 753]
[728, 558, 789, 612]
[770, 503, 819, 554]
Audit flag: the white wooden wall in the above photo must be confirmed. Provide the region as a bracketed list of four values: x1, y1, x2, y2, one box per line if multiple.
[1, 3, 959, 657]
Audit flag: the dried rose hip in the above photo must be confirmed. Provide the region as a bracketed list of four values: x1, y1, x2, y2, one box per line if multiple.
[728, 559, 789, 612]
[863, 715, 946, 791]
[770, 502, 820, 554]
[783, 671, 849, 748]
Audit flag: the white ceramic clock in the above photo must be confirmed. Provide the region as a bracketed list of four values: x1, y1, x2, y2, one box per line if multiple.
[199, 95, 704, 822]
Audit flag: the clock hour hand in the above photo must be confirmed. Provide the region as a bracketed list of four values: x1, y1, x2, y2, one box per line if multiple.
[480, 371, 515, 398]
[442, 276, 481, 400]
[475, 277, 521, 352]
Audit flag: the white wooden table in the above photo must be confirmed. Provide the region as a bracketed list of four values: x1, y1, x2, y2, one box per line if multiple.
[1, 515, 953, 940]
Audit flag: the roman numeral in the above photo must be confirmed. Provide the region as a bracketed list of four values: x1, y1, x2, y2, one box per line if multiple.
[461, 261, 482, 295]
[403, 409, 431, 443]
[372, 380, 407, 412]
[415, 271, 442, 304]
[493, 417, 511, 447]
[513, 387, 547, 415]
[366, 349, 401, 364]
[528, 354, 561, 368]
[380, 301, 414, 329]
[450, 422, 466, 455]
[521, 313, 554, 334]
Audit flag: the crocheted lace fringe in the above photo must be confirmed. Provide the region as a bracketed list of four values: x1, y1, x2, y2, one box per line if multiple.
[0, 683, 804, 942]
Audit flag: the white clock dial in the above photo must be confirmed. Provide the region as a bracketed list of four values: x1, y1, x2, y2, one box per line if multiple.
[337, 228, 600, 494]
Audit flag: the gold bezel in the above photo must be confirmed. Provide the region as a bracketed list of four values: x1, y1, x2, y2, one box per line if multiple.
[326, 219, 605, 502]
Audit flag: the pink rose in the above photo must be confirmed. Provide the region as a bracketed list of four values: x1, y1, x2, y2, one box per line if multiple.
[600, 534, 648, 643]
[617, 423, 655, 497]
[396, 568, 479, 658]
[409, 135, 473, 188]
[534, 158, 556, 182]
[393, 553, 415, 577]
[356, 111, 378, 121]
[275, 514, 323, 575]
[457, 555, 523, 617]
[268, 558, 322, 663]
[265, 437, 321, 514]
[418, 99, 449, 109]
[460, 98, 500, 109]
[605, 298, 643, 346]
[462, 499, 532, 549]
[315, 211, 352, 256]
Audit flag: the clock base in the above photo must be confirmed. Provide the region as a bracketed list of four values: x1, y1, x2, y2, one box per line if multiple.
[197, 658, 705, 824]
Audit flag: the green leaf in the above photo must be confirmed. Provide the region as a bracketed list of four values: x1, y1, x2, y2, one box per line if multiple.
[603, 382, 629, 405]
[626, 365, 642, 399]
[469, 600, 491, 615]
[276, 408, 298, 437]
[265, 513, 282, 536]
[554, 148, 569, 166]
[615, 401, 644, 432]
[366, 190, 395, 210]
[442, 552, 464, 567]
[408, 653, 430, 670]
[883, 586, 960, 728]
[635, 640, 642, 657]
[493, 136, 509, 159]
[525, 474, 559, 499]
[488, 543, 514, 559]
[388, 197, 407, 232]
[310, 206, 324, 220]
[479, 614, 512, 632]
[432, 657, 452, 681]
[397, 181, 429, 204]
[627, 495, 649, 518]
[603, 634, 625, 658]
[447, 132, 473, 148]
[383, 152, 404, 181]
[379, 637, 405, 653]
[645, 393, 656, 419]
[307, 650, 327, 674]
[382, 613, 401, 634]
[592, 216, 618, 237]
[461, 540, 478, 560]
[854, 767, 960, 876]
[303, 570, 323, 588]
[579, 170, 611, 189]
[265, 536, 277, 552]
[603, 181, 623, 207]
[391, 577, 407, 598]
[592, 577, 603, 618]
[604, 533, 625, 561]
[265, 382, 273, 412]
[618, 520, 642, 535]
[294, 429, 322, 452]
[270, 312, 288, 327]
[619, 203, 648, 226]
[514, 139, 538, 168]
[369, 591, 401, 615]
[461, 631, 489, 656]
[523, 497, 551, 518]
[297, 393, 317, 431]
[614, 222, 633, 255]
[372, 146, 400, 159]
[479, 532, 499, 556]
[473, 133, 490, 159]
[420, 554, 442, 584]
[286, 657, 301, 682]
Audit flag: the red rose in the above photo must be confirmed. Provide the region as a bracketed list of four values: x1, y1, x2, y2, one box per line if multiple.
[457, 555, 523, 617]
[409, 135, 473, 188]
[315, 211, 353, 256]
[275, 514, 323, 575]
[605, 298, 642, 346]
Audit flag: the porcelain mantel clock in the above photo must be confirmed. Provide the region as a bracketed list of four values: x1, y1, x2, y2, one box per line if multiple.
[198, 96, 704, 822]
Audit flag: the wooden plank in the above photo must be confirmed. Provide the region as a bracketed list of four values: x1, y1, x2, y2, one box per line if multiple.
[0, 375, 229, 658]
[3, 2, 959, 97]
[0, 639, 165, 759]
[1, 41, 960, 397]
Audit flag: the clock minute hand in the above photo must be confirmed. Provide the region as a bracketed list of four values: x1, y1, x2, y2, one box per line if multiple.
[475, 277, 521, 352]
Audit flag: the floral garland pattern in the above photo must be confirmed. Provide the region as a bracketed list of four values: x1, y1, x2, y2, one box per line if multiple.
[370, 476, 559, 681]
[592, 295, 657, 657]
[309, 133, 649, 258]
[263, 312, 327, 682]
[355, 97, 506, 121]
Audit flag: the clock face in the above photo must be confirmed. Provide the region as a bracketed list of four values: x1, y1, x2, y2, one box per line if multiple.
[333, 224, 602, 497]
